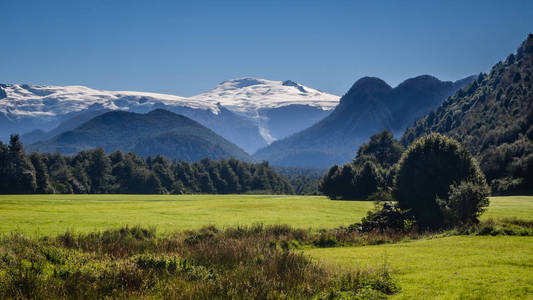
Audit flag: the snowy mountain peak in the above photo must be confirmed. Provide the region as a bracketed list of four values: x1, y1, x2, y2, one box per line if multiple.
[191, 78, 339, 114]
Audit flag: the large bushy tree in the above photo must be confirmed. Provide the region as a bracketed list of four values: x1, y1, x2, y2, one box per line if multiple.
[393, 133, 489, 228]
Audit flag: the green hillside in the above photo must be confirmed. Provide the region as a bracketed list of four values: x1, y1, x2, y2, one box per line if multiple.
[402, 34, 533, 193]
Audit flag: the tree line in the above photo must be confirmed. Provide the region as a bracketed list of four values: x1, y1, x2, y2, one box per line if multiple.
[0, 135, 294, 195]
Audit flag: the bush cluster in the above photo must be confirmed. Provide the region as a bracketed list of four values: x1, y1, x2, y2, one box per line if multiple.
[359, 202, 416, 234]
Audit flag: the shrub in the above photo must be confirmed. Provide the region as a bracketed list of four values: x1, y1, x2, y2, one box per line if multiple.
[394, 133, 489, 229]
[359, 202, 415, 233]
[437, 181, 490, 226]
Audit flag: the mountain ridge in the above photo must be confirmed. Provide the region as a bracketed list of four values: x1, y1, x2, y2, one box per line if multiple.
[254, 74, 475, 168]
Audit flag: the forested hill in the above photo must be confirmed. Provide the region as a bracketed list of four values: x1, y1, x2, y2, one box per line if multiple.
[28, 109, 253, 162]
[402, 34, 533, 193]
[254, 74, 474, 168]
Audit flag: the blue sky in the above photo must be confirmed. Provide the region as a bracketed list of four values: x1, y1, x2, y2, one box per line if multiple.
[1, 0, 532, 96]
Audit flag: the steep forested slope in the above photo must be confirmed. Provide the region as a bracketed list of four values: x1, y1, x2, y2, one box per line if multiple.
[402, 34, 533, 193]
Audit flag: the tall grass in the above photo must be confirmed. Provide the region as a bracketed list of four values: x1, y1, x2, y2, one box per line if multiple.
[0, 225, 399, 299]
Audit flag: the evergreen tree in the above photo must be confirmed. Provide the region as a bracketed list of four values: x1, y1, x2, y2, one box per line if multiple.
[318, 165, 342, 199]
[0, 141, 10, 193]
[151, 155, 174, 193]
[1, 135, 37, 194]
[198, 172, 216, 193]
[220, 159, 241, 193]
[352, 161, 383, 199]
[29, 153, 54, 194]
[86, 148, 113, 193]
[320, 131, 401, 200]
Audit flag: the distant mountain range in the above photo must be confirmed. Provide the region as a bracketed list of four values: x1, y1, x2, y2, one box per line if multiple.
[28, 109, 253, 162]
[0, 78, 339, 153]
[2, 74, 476, 167]
[254, 75, 475, 167]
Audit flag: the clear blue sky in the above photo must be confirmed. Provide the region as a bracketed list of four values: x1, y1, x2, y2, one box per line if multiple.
[1, 0, 532, 96]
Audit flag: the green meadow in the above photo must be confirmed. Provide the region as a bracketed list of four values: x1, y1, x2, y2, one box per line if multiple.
[0, 194, 530, 236]
[306, 236, 533, 299]
[0, 194, 532, 298]
[0, 194, 375, 236]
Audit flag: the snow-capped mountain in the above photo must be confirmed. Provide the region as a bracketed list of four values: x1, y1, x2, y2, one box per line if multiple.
[0, 79, 340, 153]
[192, 78, 338, 113]
[191, 78, 340, 143]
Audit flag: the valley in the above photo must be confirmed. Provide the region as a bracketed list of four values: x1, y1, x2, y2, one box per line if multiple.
[1, 2, 532, 297]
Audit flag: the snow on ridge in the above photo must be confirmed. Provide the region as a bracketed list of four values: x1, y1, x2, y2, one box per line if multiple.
[0, 84, 219, 117]
[0, 79, 340, 119]
[190, 78, 340, 113]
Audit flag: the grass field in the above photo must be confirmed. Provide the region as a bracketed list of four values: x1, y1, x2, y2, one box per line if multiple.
[0, 194, 532, 298]
[0, 194, 375, 236]
[481, 195, 533, 221]
[0, 194, 531, 236]
[305, 236, 533, 299]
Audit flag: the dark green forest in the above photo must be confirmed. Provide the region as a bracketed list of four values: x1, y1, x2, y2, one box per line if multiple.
[402, 34, 533, 194]
[319, 130, 403, 200]
[320, 35, 533, 199]
[0, 135, 293, 195]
